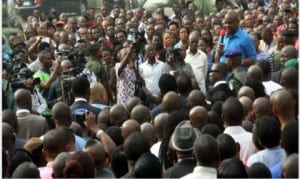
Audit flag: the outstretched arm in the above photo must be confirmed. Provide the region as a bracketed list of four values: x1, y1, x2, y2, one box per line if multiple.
[84, 112, 116, 157]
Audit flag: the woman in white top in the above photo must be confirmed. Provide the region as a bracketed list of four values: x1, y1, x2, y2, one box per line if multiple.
[115, 45, 138, 105]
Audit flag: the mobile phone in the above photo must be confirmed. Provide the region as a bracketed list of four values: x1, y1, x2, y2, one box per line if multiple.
[73, 109, 88, 127]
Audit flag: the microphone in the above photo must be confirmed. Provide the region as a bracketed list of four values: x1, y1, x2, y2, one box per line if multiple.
[220, 29, 226, 44]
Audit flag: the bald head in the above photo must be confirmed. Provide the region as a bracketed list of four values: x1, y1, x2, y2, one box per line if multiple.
[90, 82, 108, 104]
[281, 45, 298, 60]
[222, 97, 244, 125]
[84, 143, 107, 169]
[3, 123, 15, 151]
[252, 97, 273, 119]
[126, 97, 142, 114]
[188, 90, 207, 109]
[238, 96, 253, 118]
[52, 102, 72, 127]
[130, 105, 151, 124]
[282, 153, 298, 178]
[11, 161, 40, 178]
[238, 86, 255, 101]
[60, 59, 73, 73]
[2, 109, 18, 132]
[189, 106, 208, 130]
[162, 91, 181, 113]
[224, 10, 240, 35]
[270, 90, 295, 120]
[121, 119, 140, 139]
[14, 89, 32, 109]
[247, 65, 263, 81]
[97, 107, 110, 125]
[280, 67, 298, 90]
[225, 10, 239, 21]
[53, 152, 71, 178]
[110, 104, 128, 126]
[43, 128, 73, 160]
[153, 113, 169, 140]
[140, 122, 157, 146]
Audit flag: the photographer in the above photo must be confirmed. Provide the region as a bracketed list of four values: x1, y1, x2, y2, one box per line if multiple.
[33, 49, 61, 117]
[73, 40, 97, 83]
[2, 66, 15, 110]
[11, 48, 32, 68]
[47, 59, 74, 108]
[115, 44, 137, 105]
[3, 49, 41, 111]
[20, 68, 48, 115]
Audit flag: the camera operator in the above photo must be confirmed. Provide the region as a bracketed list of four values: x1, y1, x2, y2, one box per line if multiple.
[20, 68, 48, 115]
[11, 48, 32, 68]
[29, 42, 57, 73]
[73, 40, 97, 83]
[33, 49, 61, 117]
[115, 44, 136, 105]
[47, 59, 74, 108]
[2, 65, 15, 110]
[28, 22, 57, 55]
[2, 48, 35, 110]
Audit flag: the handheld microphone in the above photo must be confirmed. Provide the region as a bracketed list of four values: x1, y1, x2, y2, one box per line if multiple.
[220, 29, 226, 44]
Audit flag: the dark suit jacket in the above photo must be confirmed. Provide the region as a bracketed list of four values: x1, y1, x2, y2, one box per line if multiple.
[70, 100, 101, 126]
[164, 158, 196, 178]
[70, 100, 100, 115]
[207, 83, 233, 104]
[271, 69, 282, 84]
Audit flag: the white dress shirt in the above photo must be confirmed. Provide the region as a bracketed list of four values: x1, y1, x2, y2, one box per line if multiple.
[185, 49, 208, 95]
[224, 126, 257, 164]
[181, 166, 217, 179]
[139, 60, 168, 97]
[262, 80, 282, 96]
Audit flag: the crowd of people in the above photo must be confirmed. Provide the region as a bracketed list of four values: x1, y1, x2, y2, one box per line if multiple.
[2, 0, 299, 178]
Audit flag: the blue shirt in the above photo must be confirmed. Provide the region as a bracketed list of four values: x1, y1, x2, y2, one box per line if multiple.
[218, 27, 257, 63]
[75, 135, 86, 151]
[270, 162, 281, 179]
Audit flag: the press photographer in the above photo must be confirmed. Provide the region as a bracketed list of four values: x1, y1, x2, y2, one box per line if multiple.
[48, 47, 96, 108]
[2, 49, 36, 110]
[47, 59, 75, 108]
[126, 27, 147, 62]
[18, 68, 48, 115]
[32, 50, 61, 118]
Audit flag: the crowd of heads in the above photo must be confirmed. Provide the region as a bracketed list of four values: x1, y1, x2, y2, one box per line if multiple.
[2, 0, 299, 178]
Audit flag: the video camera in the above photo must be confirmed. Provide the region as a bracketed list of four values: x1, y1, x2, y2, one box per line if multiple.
[3, 52, 24, 75]
[10, 67, 40, 91]
[127, 28, 146, 54]
[3, 49, 41, 91]
[56, 48, 86, 76]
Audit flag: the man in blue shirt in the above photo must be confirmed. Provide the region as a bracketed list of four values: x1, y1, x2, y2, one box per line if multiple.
[214, 10, 257, 68]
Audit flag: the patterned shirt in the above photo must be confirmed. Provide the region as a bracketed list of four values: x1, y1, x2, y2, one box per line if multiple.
[115, 63, 136, 105]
